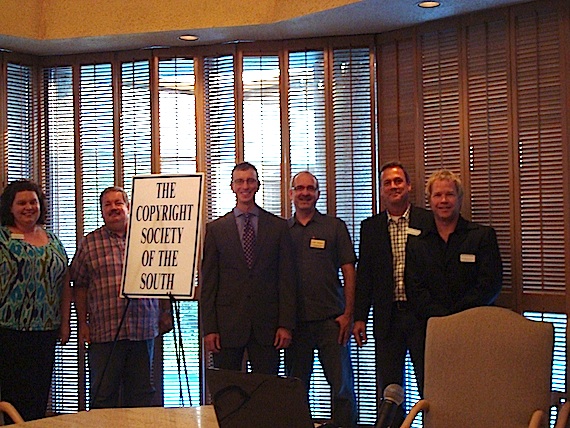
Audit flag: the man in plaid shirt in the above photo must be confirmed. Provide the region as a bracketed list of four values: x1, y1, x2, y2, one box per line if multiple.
[353, 162, 433, 425]
[71, 186, 170, 409]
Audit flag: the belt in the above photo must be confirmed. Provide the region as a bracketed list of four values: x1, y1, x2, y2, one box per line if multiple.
[393, 300, 409, 311]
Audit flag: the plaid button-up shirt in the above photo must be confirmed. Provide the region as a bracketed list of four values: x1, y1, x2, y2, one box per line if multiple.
[70, 226, 159, 343]
[388, 205, 411, 302]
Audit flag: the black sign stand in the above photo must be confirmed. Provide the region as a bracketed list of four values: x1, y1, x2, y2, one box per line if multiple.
[168, 293, 193, 407]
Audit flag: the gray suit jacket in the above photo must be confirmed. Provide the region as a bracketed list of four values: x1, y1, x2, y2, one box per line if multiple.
[200, 206, 297, 347]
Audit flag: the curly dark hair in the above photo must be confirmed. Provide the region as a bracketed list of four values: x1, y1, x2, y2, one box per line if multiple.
[0, 179, 47, 226]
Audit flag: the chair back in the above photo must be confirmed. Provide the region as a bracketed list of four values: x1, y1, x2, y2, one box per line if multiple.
[423, 306, 553, 428]
[0, 401, 24, 424]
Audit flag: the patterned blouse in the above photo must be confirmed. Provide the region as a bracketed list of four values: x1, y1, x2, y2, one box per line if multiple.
[0, 225, 68, 331]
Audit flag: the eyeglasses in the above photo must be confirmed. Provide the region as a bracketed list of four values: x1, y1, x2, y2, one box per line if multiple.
[292, 185, 318, 192]
[232, 178, 257, 186]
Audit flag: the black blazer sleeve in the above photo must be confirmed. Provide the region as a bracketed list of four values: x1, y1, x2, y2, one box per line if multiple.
[354, 216, 379, 322]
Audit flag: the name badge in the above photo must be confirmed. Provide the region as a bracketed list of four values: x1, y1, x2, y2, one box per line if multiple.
[407, 228, 421, 236]
[310, 238, 326, 249]
[460, 254, 476, 263]
[11, 233, 25, 240]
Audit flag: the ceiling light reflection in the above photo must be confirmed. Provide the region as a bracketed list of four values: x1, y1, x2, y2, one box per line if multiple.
[179, 35, 199, 42]
[418, 1, 441, 8]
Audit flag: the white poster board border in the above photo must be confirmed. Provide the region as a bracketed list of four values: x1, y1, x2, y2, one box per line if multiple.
[121, 173, 204, 299]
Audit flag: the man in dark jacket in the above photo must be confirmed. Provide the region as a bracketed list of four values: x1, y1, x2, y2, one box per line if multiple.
[405, 169, 502, 320]
[353, 161, 433, 423]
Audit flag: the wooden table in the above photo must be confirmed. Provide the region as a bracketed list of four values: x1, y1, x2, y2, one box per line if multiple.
[20, 405, 219, 427]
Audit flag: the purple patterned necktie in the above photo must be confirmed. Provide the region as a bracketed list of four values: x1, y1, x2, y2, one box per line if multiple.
[242, 213, 255, 268]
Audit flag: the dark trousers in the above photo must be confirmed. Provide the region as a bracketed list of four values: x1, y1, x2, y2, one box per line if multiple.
[286, 318, 357, 427]
[213, 331, 280, 375]
[375, 303, 426, 425]
[89, 339, 155, 409]
[0, 327, 58, 422]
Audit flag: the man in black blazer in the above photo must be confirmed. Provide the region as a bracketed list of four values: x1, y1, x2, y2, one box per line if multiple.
[405, 169, 502, 320]
[353, 161, 433, 421]
[200, 162, 296, 374]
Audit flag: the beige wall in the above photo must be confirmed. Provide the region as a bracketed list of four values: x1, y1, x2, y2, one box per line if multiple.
[1, 0, 42, 39]
[1, 0, 358, 39]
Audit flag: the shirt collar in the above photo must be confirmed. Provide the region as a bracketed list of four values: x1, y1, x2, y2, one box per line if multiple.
[234, 205, 260, 218]
[387, 204, 411, 223]
[289, 209, 322, 228]
[104, 225, 127, 239]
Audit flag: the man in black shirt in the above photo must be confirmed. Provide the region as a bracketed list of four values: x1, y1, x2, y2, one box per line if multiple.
[287, 171, 357, 427]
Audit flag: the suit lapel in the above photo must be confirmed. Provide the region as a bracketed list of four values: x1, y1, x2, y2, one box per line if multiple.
[378, 211, 391, 254]
[379, 210, 390, 238]
[409, 205, 425, 231]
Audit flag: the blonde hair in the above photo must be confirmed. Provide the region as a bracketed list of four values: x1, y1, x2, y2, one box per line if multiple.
[425, 169, 464, 201]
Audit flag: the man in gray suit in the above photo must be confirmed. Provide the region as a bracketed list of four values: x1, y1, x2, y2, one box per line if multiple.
[200, 162, 297, 374]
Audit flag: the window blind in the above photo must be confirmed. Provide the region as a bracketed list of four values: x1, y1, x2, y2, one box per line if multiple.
[79, 63, 115, 234]
[242, 55, 282, 215]
[121, 60, 152, 192]
[515, 8, 566, 295]
[288, 49, 327, 213]
[421, 28, 461, 183]
[43, 65, 80, 415]
[377, 37, 418, 204]
[203, 54, 237, 220]
[158, 58, 197, 174]
[5, 62, 34, 180]
[332, 46, 376, 426]
[466, 19, 513, 291]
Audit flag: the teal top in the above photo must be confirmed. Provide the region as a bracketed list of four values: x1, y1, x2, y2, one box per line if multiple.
[0, 225, 68, 331]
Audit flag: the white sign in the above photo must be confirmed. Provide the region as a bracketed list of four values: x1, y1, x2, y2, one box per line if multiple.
[121, 174, 204, 299]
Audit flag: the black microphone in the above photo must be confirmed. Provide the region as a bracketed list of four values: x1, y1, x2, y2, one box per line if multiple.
[375, 383, 405, 428]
